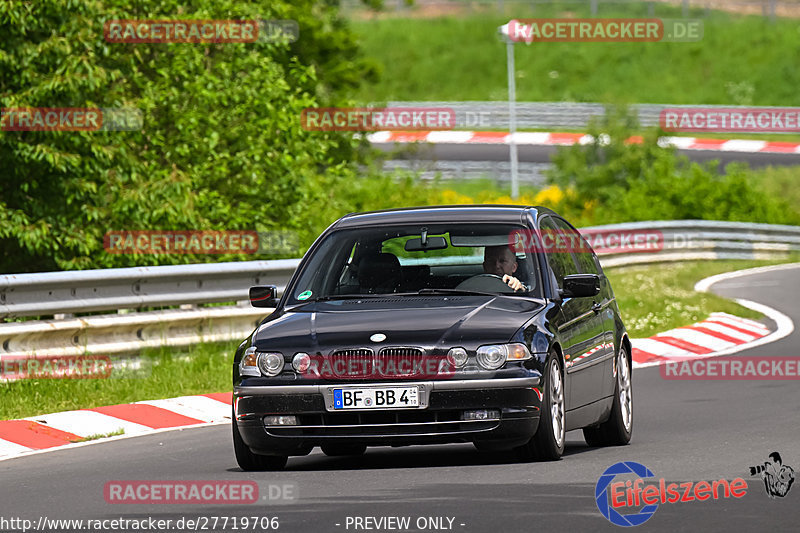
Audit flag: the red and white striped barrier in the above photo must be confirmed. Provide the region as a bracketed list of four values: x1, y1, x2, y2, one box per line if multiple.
[631, 312, 771, 368]
[0, 393, 231, 460]
[367, 130, 800, 154]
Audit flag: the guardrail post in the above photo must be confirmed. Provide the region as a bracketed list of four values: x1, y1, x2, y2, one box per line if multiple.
[591, 0, 598, 16]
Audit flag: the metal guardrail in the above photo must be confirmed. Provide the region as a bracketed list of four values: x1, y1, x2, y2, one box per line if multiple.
[387, 101, 799, 132]
[383, 160, 551, 185]
[0, 259, 300, 318]
[582, 220, 800, 266]
[1, 220, 798, 358]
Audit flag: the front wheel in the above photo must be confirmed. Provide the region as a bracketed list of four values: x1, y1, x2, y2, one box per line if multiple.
[583, 347, 633, 447]
[232, 411, 288, 471]
[515, 354, 565, 461]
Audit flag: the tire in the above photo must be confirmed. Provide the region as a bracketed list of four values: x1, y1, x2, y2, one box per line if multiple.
[583, 347, 633, 447]
[515, 354, 565, 461]
[232, 412, 288, 471]
[321, 443, 367, 457]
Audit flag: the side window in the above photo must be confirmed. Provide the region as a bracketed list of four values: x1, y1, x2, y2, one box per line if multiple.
[552, 217, 599, 275]
[539, 217, 579, 289]
[575, 239, 600, 276]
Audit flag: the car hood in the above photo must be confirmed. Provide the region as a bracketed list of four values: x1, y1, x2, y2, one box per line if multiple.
[253, 295, 545, 352]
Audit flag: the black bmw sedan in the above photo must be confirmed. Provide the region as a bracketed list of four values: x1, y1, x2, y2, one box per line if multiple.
[232, 205, 632, 470]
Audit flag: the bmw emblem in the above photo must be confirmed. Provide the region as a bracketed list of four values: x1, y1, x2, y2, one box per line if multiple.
[370, 333, 386, 342]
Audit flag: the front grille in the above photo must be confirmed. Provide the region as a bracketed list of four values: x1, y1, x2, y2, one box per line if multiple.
[378, 347, 426, 378]
[265, 410, 500, 438]
[329, 348, 373, 377]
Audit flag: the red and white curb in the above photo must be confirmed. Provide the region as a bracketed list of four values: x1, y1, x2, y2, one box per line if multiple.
[631, 313, 772, 369]
[367, 130, 800, 154]
[0, 393, 231, 462]
[633, 263, 798, 368]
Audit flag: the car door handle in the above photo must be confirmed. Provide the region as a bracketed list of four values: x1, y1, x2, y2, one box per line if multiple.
[591, 302, 603, 313]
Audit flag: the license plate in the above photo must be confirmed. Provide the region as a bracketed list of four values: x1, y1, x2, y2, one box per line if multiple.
[333, 386, 419, 410]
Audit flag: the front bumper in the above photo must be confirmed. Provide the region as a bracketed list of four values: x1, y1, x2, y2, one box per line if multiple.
[234, 377, 541, 455]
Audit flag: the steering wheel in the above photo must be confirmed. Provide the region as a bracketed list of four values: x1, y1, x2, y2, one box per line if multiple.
[455, 273, 513, 293]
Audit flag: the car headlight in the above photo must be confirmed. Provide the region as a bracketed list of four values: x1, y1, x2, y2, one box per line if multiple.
[239, 347, 261, 377]
[240, 347, 285, 377]
[292, 352, 311, 372]
[476, 343, 532, 370]
[257, 352, 285, 376]
[447, 347, 469, 368]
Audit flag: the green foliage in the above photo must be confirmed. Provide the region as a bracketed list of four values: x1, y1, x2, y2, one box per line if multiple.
[546, 107, 800, 226]
[0, 0, 376, 273]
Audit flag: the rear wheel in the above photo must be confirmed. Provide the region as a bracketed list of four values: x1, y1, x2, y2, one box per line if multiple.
[232, 411, 288, 471]
[321, 443, 367, 457]
[583, 347, 633, 447]
[515, 354, 565, 461]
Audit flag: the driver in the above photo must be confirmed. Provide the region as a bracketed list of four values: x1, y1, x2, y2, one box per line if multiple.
[483, 245, 524, 291]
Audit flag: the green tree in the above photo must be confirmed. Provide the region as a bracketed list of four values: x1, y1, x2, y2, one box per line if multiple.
[0, 0, 377, 273]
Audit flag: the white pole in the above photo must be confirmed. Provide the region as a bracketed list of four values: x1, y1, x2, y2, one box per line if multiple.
[506, 39, 519, 200]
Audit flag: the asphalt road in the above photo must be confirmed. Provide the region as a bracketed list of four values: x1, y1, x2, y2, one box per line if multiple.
[374, 142, 800, 171]
[2, 264, 799, 533]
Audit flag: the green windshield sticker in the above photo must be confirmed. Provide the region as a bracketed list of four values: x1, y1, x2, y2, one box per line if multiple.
[297, 290, 313, 300]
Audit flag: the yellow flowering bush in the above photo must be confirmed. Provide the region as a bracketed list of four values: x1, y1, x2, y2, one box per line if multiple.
[533, 185, 565, 207]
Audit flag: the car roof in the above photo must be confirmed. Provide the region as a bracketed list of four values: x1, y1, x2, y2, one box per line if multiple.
[331, 205, 558, 229]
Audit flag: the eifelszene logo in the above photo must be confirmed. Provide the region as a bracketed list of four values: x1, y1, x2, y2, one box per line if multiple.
[595, 461, 748, 527]
[749, 452, 795, 498]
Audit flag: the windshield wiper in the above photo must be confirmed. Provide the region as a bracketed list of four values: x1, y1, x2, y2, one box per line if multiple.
[417, 288, 499, 297]
[312, 294, 397, 301]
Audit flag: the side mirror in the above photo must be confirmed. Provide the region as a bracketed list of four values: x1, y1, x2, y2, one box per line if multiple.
[249, 285, 278, 308]
[561, 274, 600, 298]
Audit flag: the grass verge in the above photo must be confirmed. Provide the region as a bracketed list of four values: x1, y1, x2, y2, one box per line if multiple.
[351, 7, 800, 105]
[0, 342, 236, 421]
[606, 258, 799, 338]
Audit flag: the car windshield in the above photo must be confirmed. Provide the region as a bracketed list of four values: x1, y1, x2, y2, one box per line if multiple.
[286, 223, 541, 304]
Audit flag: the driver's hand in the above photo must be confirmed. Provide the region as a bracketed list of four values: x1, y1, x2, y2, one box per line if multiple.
[502, 275, 524, 291]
